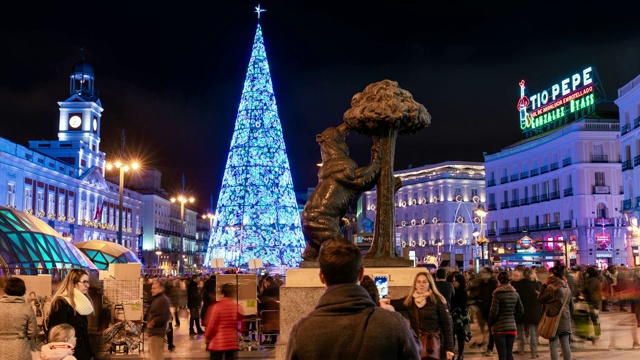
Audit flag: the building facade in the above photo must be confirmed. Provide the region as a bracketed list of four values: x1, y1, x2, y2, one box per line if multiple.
[616, 74, 640, 266]
[0, 59, 144, 250]
[357, 161, 486, 269]
[485, 67, 624, 269]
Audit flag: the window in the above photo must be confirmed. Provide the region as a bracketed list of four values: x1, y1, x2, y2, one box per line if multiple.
[58, 195, 65, 216]
[554, 212, 560, 224]
[48, 193, 55, 215]
[80, 200, 86, 220]
[567, 174, 573, 188]
[595, 172, 605, 186]
[552, 178, 559, 192]
[489, 193, 496, 204]
[532, 184, 539, 196]
[524, 217, 530, 227]
[512, 188, 519, 201]
[503, 190, 509, 203]
[454, 188, 462, 197]
[523, 186, 529, 199]
[596, 203, 607, 218]
[471, 188, 479, 199]
[544, 214, 551, 225]
[7, 182, 15, 207]
[68, 197, 75, 219]
[36, 190, 44, 212]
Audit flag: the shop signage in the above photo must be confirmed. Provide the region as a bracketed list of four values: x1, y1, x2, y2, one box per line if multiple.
[517, 66, 601, 137]
[517, 236, 535, 249]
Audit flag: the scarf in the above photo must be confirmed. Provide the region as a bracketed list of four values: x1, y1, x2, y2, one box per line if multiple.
[61, 288, 94, 316]
[413, 291, 430, 308]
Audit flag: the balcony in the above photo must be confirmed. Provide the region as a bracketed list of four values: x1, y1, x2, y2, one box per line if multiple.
[510, 200, 519, 208]
[550, 162, 559, 171]
[563, 220, 573, 228]
[623, 199, 633, 211]
[634, 115, 640, 129]
[622, 160, 633, 171]
[488, 203, 497, 211]
[511, 174, 519, 181]
[549, 191, 560, 200]
[564, 188, 573, 197]
[621, 123, 631, 135]
[520, 198, 529, 206]
[530, 195, 540, 204]
[563, 158, 572, 167]
[488, 229, 496, 237]
[635, 155, 640, 167]
[500, 201, 510, 209]
[520, 171, 529, 179]
[540, 165, 549, 174]
[501, 176, 509, 184]
[636, 196, 640, 209]
[530, 169, 539, 177]
[488, 179, 496, 187]
[540, 193, 549, 202]
[591, 155, 609, 163]
[593, 185, 610, 194]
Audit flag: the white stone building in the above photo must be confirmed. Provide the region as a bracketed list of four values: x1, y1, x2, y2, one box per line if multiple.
[357, 161, 486, 269]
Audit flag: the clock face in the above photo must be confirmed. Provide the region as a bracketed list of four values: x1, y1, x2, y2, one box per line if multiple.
[69, 115, 82, 129]
[93, 118, 98, 132]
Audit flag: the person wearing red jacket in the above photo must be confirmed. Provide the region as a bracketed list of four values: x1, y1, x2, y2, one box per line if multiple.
[204, 283, 245, 360]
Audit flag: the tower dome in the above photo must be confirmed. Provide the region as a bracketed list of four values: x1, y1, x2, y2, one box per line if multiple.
[69, 59, 97, 100]
[72, 60, 94, 77]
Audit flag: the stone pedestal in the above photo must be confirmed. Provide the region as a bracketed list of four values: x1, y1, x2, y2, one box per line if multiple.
[274, 266, 425, 360]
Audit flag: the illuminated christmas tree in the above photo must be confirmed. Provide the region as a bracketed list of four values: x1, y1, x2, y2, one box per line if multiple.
[205, 20, 305, 269]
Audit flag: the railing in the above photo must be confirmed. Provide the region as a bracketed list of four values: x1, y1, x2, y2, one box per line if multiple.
[550, 162, 559, 171]
[549, 191, 560, 200]
[520, 171, 529, 179]
[511, 174, 519, 181]
[634, 115, 640, 129]
[520, 198, 529, 206]
[530, 169, 539, 177]
[563, 158, 572, 167]
[564, 188, 573, 197]
[593, 185, 610, 194]
[622, 160, 632, 171]
[540, 193, 549, 202]
[621, 123, 631, 135]
[563, 220, 573, 228]
[540, 165, 549, 174]
[636, 196, 640, 209]
[635, 155, 640, 167]
[488, 203, 497, 211]
[488, 179, 496, 187]
[500, 201, 510, 209]
[623, 199, 633, 211]
[592, 155, 609, 163]
[510, 200, 519, 207]
[501, 176, 509, 184]
[530, 195, 540, 204]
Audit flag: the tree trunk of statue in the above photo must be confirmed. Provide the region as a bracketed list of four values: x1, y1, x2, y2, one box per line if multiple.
[365, 129, 398, 259]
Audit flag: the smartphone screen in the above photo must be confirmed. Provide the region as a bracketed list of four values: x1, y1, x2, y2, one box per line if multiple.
[373, 274, 389, 299]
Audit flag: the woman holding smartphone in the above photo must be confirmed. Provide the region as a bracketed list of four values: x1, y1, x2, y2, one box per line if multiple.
[384, 272, 455, 360]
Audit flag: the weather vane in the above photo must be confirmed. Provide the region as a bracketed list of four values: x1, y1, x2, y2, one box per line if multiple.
[255, 4, 266, 19]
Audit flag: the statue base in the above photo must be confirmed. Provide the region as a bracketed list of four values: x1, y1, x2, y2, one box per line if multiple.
[298, 260, 319, 268]
[362, 257, 414, 267]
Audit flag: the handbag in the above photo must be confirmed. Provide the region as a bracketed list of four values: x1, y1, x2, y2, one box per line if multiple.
[415, 307, 441, 360]
[538, 283, 570, 339]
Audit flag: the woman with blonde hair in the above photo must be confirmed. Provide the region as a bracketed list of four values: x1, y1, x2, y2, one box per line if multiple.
[384, 271, 455, 360]
[46, 269, 94, 360]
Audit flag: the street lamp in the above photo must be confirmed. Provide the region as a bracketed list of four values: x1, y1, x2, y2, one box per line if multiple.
[202, 212, 215, 231]
[474, 204, 489, 267]
[155, 249, 162, 269]
[171, 194, 194, 275]
[106, 160, 139, 246]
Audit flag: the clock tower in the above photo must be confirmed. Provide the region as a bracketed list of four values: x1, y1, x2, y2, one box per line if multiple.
[29, 57, 106, 177]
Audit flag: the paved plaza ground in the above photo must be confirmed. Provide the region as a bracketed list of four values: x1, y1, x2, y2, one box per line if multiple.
[98, 306, 640, 359]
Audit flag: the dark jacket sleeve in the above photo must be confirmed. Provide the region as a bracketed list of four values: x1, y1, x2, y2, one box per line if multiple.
[437, 301, 455, 353]
[47, 298, 71, 331]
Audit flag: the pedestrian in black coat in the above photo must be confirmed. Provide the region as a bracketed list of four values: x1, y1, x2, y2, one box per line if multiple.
[187, 274, 204, 334]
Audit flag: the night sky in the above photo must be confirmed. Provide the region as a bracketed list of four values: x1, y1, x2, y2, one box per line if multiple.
[2, 1, 640, 211]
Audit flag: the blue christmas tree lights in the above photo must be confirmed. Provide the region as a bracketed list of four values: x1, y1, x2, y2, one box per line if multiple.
[205, 23, 305, 269]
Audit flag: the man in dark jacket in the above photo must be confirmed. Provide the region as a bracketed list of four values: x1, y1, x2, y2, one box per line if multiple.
[200, 273, 217, 325]
[582, 266, 602, 342]
[187, 274, 205, 335]
[285, 240, 420, 360]
[512, 267, 543, 357]
[435, 268, 455, 311]
[148, 280, 172, 360]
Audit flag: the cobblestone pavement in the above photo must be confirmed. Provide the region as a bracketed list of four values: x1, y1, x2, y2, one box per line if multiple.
[98, 306, 639, 359]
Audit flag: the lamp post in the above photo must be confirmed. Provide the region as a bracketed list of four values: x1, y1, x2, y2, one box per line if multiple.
[474, 204, 489, 267]
[106, 160, 139, 246]
[155, 249, 162, 269]
[171, 194, 194, 275]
